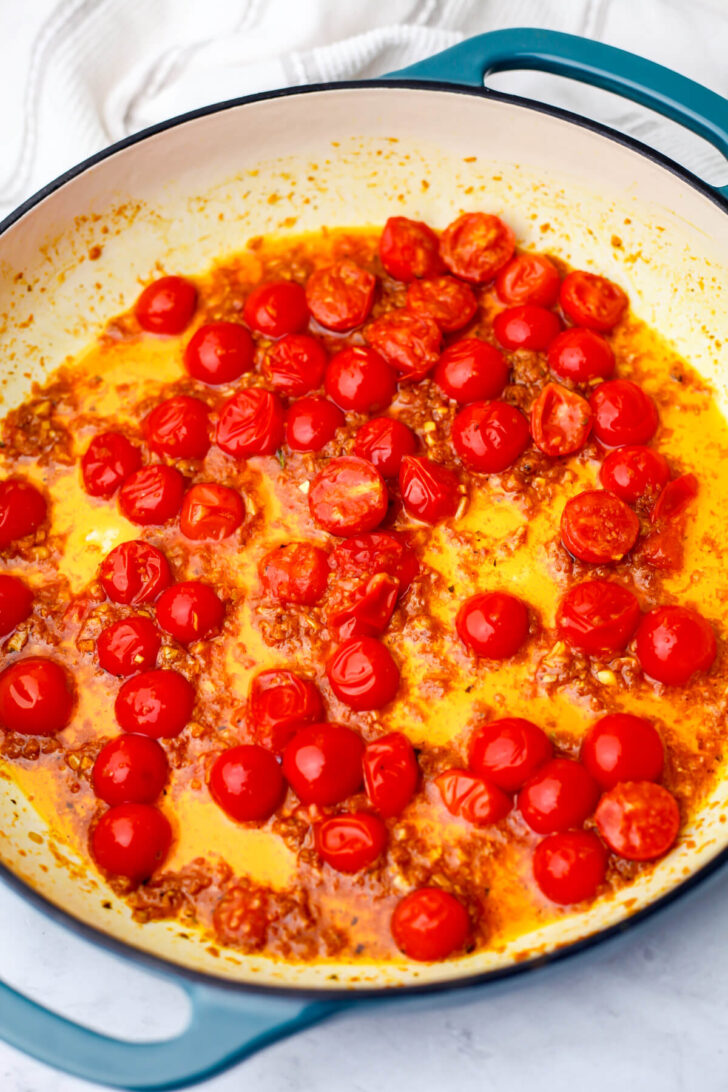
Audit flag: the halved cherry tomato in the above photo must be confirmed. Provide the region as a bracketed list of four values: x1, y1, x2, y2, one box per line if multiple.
[650, 473, 698, 525]
[595, 781, 679, 860]
[330, 532, 418, 592]
[242, 281, 309, 338]
[493, 305, 562, 351]
[379, 217, 443, 282]
[469, 717, 553, 792]
[91, 803, 172, 880]
[305, 260, 376, 332]
[452, 401, 530, 473]
[518, 758, 599, 834]
[144, 396, 210, 460]
[434, 338, 509, 404]
[635, 605, 716, 685]
[354, 417, 417, 478]
[156, 581, 224, 644]
[530, 382, 592, 457]
[391, 887, 469, 961]
[248, 669, 324, 754]
[547, 328, 615, 383]
[560, 271, 628, 331]
[99, 541, 172, 605]
[560, 489, 640, 564]
[286, 397, 344, 452]
[82, 432, 141, 497]
[327, 572, 399, 640]
[363, 731, 418, 817]
[315, 812, 387, 872]
[135, 276, 196, 335]
[209, 745, 285, 822]
[115, 669, 194, 738]
[590, 379, 658, 447]
[637, 527, 684, 572]
[581, 713, 664, 789]
[184, 322, 255, 384]
[282, 722, 364, 805]
[97, 616, 161, 675]
[92, 735, 169, 805]
[118, 465, 185, 525]
[0, 657, 74, 735]
[216, 388, 285, 458]
[0, 574, 33, 637]
[456, 591, 529, 659]
[533, 831, 607, 905]
[599, 445, 670, 506]
[436, 768, 512, 825]
[495, 253, 560, 307]
[439, 212, 515, 284]
[556, 579, 641, 655]
[179, 482, 244, 541]
[309, 456, 388, 536]
[327, 636, 399, 711]
[399, 455, 461, 524]
[0, 479, 48, 547]
[324, 345, 396, 413]
[364, 309, 442, 381]
[406, 275, 478, 333]
[259, 542, 329, 605]
[264, 334, 328, 396]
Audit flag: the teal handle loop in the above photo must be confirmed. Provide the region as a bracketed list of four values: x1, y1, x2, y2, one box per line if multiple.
[388, 28, 728, 198]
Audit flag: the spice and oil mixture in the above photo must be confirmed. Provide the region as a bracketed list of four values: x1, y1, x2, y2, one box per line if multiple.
[1, 211, 727, 965]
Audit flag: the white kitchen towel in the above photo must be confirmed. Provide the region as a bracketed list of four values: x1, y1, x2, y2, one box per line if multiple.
[0, 0, 727, 222]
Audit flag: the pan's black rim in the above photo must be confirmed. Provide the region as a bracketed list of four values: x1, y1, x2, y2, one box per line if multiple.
[1, 75, 727, 1006]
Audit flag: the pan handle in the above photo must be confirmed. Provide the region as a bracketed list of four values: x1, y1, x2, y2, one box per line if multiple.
[0, 975, 336, 1089]
[388, 28, 728, 197]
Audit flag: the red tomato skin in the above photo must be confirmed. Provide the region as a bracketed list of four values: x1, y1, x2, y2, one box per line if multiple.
[354, 417, 417, 478]
[581, 713, 664, 790]
[452, 401, 530, 473]
[144, 396, 210, 460]
[530, 383, 592, 457]
[305, 260, 376, 332]
[82, 432, 142, 497]
[264, 334, 328, 396]
[0, 574, 33, 636]
[379, 217, 443, 282]
[135, 276, 197, 335]
[590, 380, 658, 447]
[493, 305, 562, 351]
[434, 338, 509, 404]
[0, 479, 48, 547]
[180, 482, 244, 541]
[115, 669, 195, 738]
[259, 542, 329, 605]
[364, 309, 442, 381]
[406, 275, 478, 333]
[156, 581, 224, 644]
[518, 758, 600, 835]
[249, 669, 324, 754]
[330, 532, 419, 592]
[91, 803, 172, 880]
[595, 781, 680, 861]
[327, 636, 400, 711]
[309, 456, 388, 537]
[184, 322, 255, 385]
[97, 616, 161, 675]
[327, 572, 399, 640]
[439, 212, 515, 284]
[560, 489, 640, 564]
[324, 345, 396, 413]
[391, 887, 470, 962]
[650, 473, 698, 525]
[99, 541, 172, 605]
[495, 253, 560, 307]
[456, 591, 529, 659]
[118, 465, 185, 526]
[209, 745, 285, 822]
[92, 735, 169, 805]
[215, 388, 285, 458]
[599, 446, 670, 506]
[363, 731, 418, 817]
[547, 328, 615, 383]
[0, 657, 74, 735]
[469, 717, 553, 792]
[399, 455, 461, 524]
[315, 812, 387, 872]
[557, 580, 641, 655]
[635, 605, 716, 685]
[560, 271, 628, 331]
[637, 527, 684, 572]
[282, 722, 364, 806]
[286, 397, 344, 452]
[242, 281, 309, 338]
[436, 768, 512, 825]
[533, 831, 608, 905]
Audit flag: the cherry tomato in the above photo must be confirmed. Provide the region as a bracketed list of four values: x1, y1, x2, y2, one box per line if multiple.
[324, 345, 396, 413]
[353, 417, 417, 478]
[530, 382, 592, 457]
[581, 713, 664, 790]
[493, 305, 562, 351]
[0, 657, 74, 735]
[282, 722, 364, 805]
[82, 432, 141, 497]
[305, 260, 376, 332]
[533, 830, 608, 905]
[0, 479, 47, 547]
[363, 731, 418, 817]
[556, 579, 641, 655]
[92, 735, 169, 805]
[91, 803, 172, 880]
[209, 745, 285, 822]
[115, 669, 194, 738]
[327, 636, 399, 711]
[595, 781, 680, 860]
[518, 758, 599, 834]
[452, 401, 530, 473]
[560, 271, 628, 331]
[439, 212, 515, 284]
[286, 397, 344, 452]
[547, 328, 615, 383]
[309, 456, 388, 536]
[638, 527, 684, 572]
[0, 574, 33, 636]
[469, 717, 553, 792]
[264, 334, 328, 396]
[436, 768, 512, 825]
[242, 280, 309, 338]
[330, 532, 419, 592]
[379, 217, 443, 282]
[315, 812, 387, 872]
[391, 887, 469, 962]
[99, 541, 172, 605]
[135, 276, 196, 335]
[179, 482, 244, 541]
[456, 591, 529, 659]
[434, 338, 509, 404]
[495, 253, 560, 307]
[215, 388, 285, 458]
[118, 465, 185, 525]
[144, 396, 210, 460]
[560, 489, 640, 564]
[249, 669, 324, 754]
[635, 605, 716, 685]
[184, 321, 255, 385]
[156, 581, 224, 644]
[399, 455, 461, 524]
[97, 616, 161, 675]
[364, 309, 442, 381]
[590, 379, 658, 447]
[599, 446, 670, 506]
[327, 572, 399, 640]
[406, 276, 478, 333]
[259, 542, 329, 605]
[650, 473, 698, 525]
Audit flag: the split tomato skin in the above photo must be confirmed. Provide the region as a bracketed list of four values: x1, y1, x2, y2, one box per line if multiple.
[436, 768, 512, 825]
[363, 731, 418, 817]
[248, 669, 324, 755]
[556, 579, 641, 655]
[180, 483, 244, 541]
[379, 217, 443, 282]
[259, 542, 329, 605]
[309, 457, 388, 537]
[82, 432, 141, 497]
[439, 212, 515, 284]
[560, 271, 628, 332]
[399, 455, 461, 524]
[305, 260, 376, 332]
[560, 489, 640, 564]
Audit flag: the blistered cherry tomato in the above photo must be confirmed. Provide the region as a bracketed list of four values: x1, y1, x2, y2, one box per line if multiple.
[365, 309, 442, 381]
[242, 281, 309, 338]
[283, 722, 364, 805]
[119, 465, 185, 525]
[92, 735, 169, 805]
[325, 345, 396, 413]
[547, 328, 615, 384]
[91, 803, 172, 880]
[305, 260, 376, 332]
[560, 489, 640, 564]
[327, 572, 399, 640]
[249, 669, 323, 754]
[518, 758, 599, 834]
[406, 276, 477, 333]
[556, 579, 640, 655]
[309, 456, 388, 536]
[259, 542, 329, 605]
[115, 669, 194, 738]
[354, 417, 417, 478]
[595, 781, 679, 860]
[156, 581, 224, 644]
[469, 717, 553, 792]
[452, 401, 530, 473]
[436, 769, 512, 825]
[184, 322, 255, 384]
[315, 812, 387, 872]
[209, 745, 284, 822]
[97, 616, 160, 675]
[399, 455, 461, 524]
[286, 397, 344, 452]
[495, 253, 560, 307]
[135, 276, 196, 335]
[379, 217, 443, 282]
[434, 338, 509, 404]
[635, 605, 716, 685]
[637, 527, 684, 572]
[457, 591, 529, 659]
[180, 482, 244, 541]
[650, 473, 698, 525]
[363, 731, 418, 817]
[0, 574, 33, 636]
[264, 334, 328, 396]
[144, 396, 210, 460]
[216, 388, 285, 458]
[533, 830, 608, 905]
[0, 657, 74, 735]
[493, 305, 562, 351]
[599, 446, 670, 506]
[530, 383, 592, 457]
[581, 713, 664, 790]
[590, 379, 658, 447]
[82, 432, 141, 497]
[0, 479, 47, 547]
[327, 636, 399, 711]
[560, 271, 628, 332]
[440, 212, 515, 284]
[391, 887, 469, 962]
[99, 541, 172, 605]
[330, 531, 418, 591]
